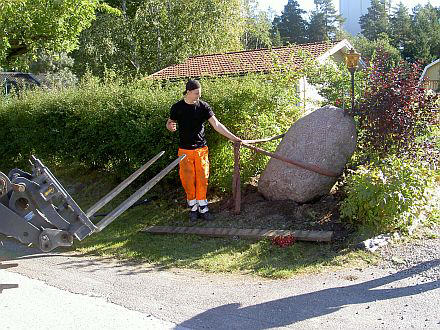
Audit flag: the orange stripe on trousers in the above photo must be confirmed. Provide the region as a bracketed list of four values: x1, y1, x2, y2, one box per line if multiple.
[178, 146, 209, 201]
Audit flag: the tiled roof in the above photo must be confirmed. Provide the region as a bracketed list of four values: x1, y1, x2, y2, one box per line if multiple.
[149, 41, 340, 80]
[0, 72, 41, 87]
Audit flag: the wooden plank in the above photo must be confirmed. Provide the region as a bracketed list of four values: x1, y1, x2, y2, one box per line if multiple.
[142, 226, 333, 242]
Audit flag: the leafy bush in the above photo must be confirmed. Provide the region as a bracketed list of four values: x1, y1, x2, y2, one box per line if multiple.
[340, 156, 436, 233]
[357, 49, 439, 158]
[0, 72, 302, 192]
[307, 62, 366, 110]
[201, 74, 301, 190]
[352, 34, 402, 64]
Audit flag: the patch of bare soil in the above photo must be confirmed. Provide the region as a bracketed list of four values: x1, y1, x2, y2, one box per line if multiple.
[209, 184, 354, 242]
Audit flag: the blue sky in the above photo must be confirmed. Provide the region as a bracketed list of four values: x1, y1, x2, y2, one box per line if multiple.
[259, 0, 439, 16]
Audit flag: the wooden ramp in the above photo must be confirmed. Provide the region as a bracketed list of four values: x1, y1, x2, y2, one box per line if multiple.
[142, 226, 333, 242]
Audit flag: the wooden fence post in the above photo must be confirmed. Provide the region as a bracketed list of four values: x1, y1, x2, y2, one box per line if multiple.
[232, 142, 241, 214]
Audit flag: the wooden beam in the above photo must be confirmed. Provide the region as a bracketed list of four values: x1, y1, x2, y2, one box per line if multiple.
[240, 142, 340, 177]
[242, 134, 285, 144]
[142, 226, 333, 242]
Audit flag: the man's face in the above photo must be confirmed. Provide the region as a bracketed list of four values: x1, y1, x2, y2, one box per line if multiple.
[187, 88, 201, 103]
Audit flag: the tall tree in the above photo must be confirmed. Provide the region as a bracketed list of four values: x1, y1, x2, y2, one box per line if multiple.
[243, 11, 273, 49]
[307, 12, 327, 42]
[72, 0, 245, 77]
[134, 0, 245, 74]
[307, 0, 343, 42]
[353, 34, 401, 64]
[359, 0, 391, 41]
[29, 50, 78, 88]
[0, 0, 100, 70]
[406, 4, 440, 63]
[242, 1, 272, 50]
[271, 29, 283, 47]
[389, 2, 412, 60]
[71, 12, 137, 78]
[272, 0, 307, 45]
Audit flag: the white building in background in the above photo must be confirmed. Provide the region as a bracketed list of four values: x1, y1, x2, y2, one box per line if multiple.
[339, 0, 371, 35]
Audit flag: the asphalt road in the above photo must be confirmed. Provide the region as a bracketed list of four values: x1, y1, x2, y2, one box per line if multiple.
[0, 269, 187, 330]
[1, 236, 439, 329]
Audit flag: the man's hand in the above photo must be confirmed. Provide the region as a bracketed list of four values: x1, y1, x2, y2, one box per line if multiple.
[166, 119, 177, 132]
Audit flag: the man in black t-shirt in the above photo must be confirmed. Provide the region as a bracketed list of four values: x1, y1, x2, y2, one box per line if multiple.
[166, 80, 241, 221]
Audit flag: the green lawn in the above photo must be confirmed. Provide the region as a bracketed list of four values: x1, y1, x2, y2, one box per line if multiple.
[55, 165, 377, 279]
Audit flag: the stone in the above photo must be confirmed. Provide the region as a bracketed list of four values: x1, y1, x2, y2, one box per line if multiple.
[258, 105, 356, 203]
[357, 234, 393, 252]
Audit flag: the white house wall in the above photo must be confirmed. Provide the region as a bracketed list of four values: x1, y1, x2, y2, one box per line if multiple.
[426, 63, 440, 81]
[299, 76, 325, 112]
[300, 47, 351, 112]
[420, 59, 440, 91]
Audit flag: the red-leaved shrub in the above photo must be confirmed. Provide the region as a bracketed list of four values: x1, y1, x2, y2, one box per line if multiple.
[357, 49, 439, 158]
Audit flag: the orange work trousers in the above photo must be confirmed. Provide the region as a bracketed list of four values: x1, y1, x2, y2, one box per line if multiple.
[178, 146, 209, 202]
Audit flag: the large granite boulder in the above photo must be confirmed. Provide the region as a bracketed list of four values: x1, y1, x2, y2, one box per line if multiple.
[258, 105, 357, 203]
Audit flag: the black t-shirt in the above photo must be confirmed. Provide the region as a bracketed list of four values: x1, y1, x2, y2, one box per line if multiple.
[170, 99, 214, 150]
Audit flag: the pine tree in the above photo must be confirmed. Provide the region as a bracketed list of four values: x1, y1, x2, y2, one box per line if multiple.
[272, 0, 307, 45]
[359, 0, 391, 40]
[271, 29, 283, 47]
[307, 0, 343, 41]
[389, 2, 412, 60]
[406, 4, 440, 63]
[307, 12, 328, 42]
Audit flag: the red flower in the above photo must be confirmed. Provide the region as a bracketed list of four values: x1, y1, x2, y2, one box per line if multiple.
[271, 234, 296, 248]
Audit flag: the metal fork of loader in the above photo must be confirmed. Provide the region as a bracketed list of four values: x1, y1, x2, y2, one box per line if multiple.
[0, 152, 185, 252]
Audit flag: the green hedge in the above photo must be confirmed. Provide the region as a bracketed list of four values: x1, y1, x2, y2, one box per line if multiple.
[0, 73, 302, 192]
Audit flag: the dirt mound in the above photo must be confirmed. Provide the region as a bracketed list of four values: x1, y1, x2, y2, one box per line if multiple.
[210, 185, 353, 241]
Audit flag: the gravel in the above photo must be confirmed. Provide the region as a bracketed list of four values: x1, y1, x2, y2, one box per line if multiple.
[378, 224, 440, 281]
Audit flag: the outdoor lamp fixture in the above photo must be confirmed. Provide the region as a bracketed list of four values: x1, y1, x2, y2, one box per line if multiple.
[345, 48, 361, 115]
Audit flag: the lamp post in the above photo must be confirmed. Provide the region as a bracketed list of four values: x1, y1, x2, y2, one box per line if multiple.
[345, 48, 360, 115]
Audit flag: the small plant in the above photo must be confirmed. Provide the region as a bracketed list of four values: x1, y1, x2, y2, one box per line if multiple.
[340, 156, 436, 233]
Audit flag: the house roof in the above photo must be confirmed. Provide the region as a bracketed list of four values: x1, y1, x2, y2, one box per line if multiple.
[0, 72, 41, 87]
[149, 40, 352, 80]
[420, 58, 440, 82]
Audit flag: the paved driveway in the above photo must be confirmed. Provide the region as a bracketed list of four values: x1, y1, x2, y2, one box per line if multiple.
[1, 235, 439, 329]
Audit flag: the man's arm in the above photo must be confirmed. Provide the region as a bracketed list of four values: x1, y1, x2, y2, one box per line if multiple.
[166, 118, 177, 132]
[208, 115, 241, 142]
